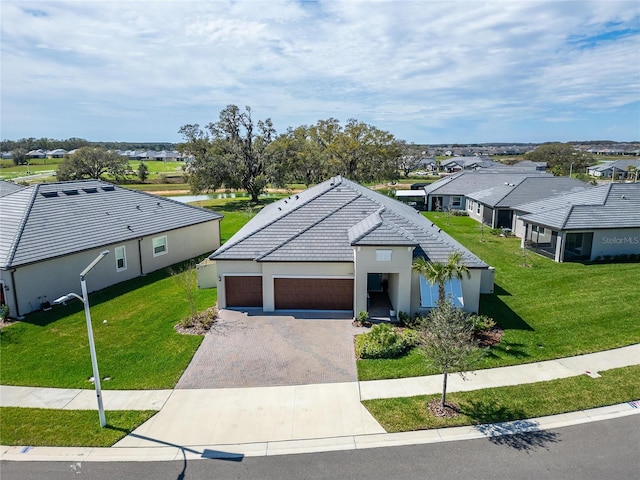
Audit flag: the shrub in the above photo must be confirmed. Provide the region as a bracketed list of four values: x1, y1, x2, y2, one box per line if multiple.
[0, 304, 9, 320]
[355, 311, 370, 327]
[356, 323, 419, 359]
[398, 311, 425, 329]
[471, 314, 496, 332]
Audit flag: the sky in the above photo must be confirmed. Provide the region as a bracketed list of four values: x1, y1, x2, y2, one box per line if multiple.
[1, 0, 639, 144]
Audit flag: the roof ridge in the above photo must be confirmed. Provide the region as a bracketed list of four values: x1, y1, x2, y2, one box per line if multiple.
[256, 189, 363, 261]
[4, 185, 38, 268]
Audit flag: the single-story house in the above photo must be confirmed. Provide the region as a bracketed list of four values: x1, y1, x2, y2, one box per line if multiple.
[465, 176, 591, 232]
[422, 170, 551, 212]
[516, 183, 640, 262]
[587, 159, 640, 179]
[0, 180, 223, 317]
[209, 176, 494, 317]
[440, 157, 503, 173]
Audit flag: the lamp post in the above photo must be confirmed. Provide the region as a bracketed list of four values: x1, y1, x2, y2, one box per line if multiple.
[569, 162, 575, 178]
[54, 250, 109, 427]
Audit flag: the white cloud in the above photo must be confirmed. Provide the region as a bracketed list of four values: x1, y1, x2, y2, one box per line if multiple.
[1, 0, 638, 142]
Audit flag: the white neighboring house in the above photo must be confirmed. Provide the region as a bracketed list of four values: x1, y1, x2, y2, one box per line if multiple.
[0, 180, 222, 317]
[587, 159, 640, 180]
[208, 176, 494, 317]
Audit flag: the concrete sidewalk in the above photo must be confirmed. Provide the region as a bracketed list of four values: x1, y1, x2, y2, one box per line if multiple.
[1, 344, 638, 460]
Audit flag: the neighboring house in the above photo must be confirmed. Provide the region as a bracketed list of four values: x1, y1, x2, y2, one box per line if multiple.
[465, 177, 591, 232]
[422, 170, 551, 212]
[26, 149, 46, 159]
[154, 150, 182, 161]
[587, 159, 640, 179]
[516, 183, 640, 262]
[0, 180, 223, 317]
[46, 149, 68, 158]
[440, 157, 503, 173]
[208, 176, 493, 317]
[514, 160, 547, 171]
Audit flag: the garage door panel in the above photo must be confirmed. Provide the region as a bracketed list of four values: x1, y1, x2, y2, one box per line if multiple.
[225, 276, 263, 307]
[275, 278, 353, 310]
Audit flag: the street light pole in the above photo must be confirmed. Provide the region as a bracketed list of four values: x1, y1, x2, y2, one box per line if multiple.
[55, 250, 110, 428]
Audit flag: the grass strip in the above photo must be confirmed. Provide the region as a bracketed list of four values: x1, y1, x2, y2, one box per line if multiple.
[363, 364, 640, 432]
[0, 408, 156, 447]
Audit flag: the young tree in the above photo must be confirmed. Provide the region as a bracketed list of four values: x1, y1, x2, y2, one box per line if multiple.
[178, 105, 276, 203]
[137, 161, 149, 183]
[56, 147, 130, 181]
[11, 148, 28, 166]
[419, 299, 485, 411]
[412, 251, 470, 303]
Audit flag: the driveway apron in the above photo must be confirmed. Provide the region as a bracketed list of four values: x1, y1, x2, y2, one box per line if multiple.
[176, 309, 364, 388]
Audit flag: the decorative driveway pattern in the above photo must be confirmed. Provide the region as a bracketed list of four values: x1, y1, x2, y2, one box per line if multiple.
[176, 309, 364, 389]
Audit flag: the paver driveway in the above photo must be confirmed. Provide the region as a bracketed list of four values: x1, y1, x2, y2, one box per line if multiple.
[176, 309, 365, 389]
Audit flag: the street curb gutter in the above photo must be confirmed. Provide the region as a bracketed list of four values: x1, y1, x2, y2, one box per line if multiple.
[2, 401, 638, 462]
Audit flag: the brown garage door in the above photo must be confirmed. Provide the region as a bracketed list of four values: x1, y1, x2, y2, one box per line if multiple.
[225, 276, 263, 307]
[274, 278, 353, 310]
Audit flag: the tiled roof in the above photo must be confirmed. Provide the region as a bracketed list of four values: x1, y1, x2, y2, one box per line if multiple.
[467, 177, 591, 208]
[518, 183, 640, 230]
[0, 180, 26, 197]
[0, 180, 222, 268]
[423, 170, 551, 196]
[211, 176, 488, 267]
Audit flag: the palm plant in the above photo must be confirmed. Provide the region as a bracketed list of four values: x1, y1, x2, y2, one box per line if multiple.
[412, 251, 470, 303]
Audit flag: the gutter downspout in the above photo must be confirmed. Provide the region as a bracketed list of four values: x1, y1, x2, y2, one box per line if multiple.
[138, 238, 144, 276]
[9, 269, 24, 319]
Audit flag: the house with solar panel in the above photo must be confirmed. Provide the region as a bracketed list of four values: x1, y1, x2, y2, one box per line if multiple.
[0, 180, 222, 317]
[207, 176, 494, 318]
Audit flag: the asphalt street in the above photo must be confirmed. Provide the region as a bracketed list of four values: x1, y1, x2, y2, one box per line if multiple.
[2, 415, 638, 480]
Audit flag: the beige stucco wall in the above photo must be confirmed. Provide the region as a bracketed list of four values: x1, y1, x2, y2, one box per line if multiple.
[7, 219, 221, 317]
[591, 228, 640, 259]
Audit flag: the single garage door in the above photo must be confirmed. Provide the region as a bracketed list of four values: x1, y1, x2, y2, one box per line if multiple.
[274, 278, 353, 310]
[225, 276, 263, 307]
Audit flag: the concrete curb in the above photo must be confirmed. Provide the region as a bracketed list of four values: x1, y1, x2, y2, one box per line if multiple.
[2, 402, 638, 462]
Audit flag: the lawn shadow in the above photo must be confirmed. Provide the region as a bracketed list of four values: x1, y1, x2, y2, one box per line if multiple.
[480, 288, 534, 332]
[461, 400, 560, 452]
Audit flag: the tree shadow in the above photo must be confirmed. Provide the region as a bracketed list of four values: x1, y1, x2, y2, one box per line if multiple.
[460, 399, 560, 452]
[480, 288, 534, 332]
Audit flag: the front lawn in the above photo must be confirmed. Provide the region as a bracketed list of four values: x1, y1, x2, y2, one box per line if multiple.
[357, 213, 640, 380]
[363, 364, 640, 432]
[0, 408, 156, 447]
[0, 265, 217, 390]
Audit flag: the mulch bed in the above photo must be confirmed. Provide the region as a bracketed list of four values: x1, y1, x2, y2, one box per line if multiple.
[174, 307, 218, 335]
[428, 398, 461, 417]
[474, 327, 504, 348]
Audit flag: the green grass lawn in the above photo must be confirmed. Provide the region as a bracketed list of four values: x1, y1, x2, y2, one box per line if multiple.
[0, 265, 217, 390]
[357, 213, 640, 380]
[0, 408, 156, 447]
[363, 364, 640, 432]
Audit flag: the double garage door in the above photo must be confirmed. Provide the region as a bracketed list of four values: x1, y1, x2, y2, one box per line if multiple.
[225, 276, 353, 311]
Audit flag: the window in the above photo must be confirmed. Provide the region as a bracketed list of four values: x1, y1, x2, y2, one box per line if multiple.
[467, 199, 473, 211]
[419, 276, 464, 308]
[531, 225, 545, 234]
[115, 246, 127, 272]
[376, 249, 392, 262]
[476, 202, 480, 214]
[452, 196, 462, 208]
[152, 236, 167, 256]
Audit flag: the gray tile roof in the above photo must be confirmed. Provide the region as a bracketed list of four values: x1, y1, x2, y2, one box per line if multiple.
[518, 183, 640, 230]
[466, 177, 592, 208]
[0, 180, 26, 197]
[0, 180, 222, 268]
[211, 176, 488, 268]
[587, 158, 640, 172]
[423, 170, 552, 196]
